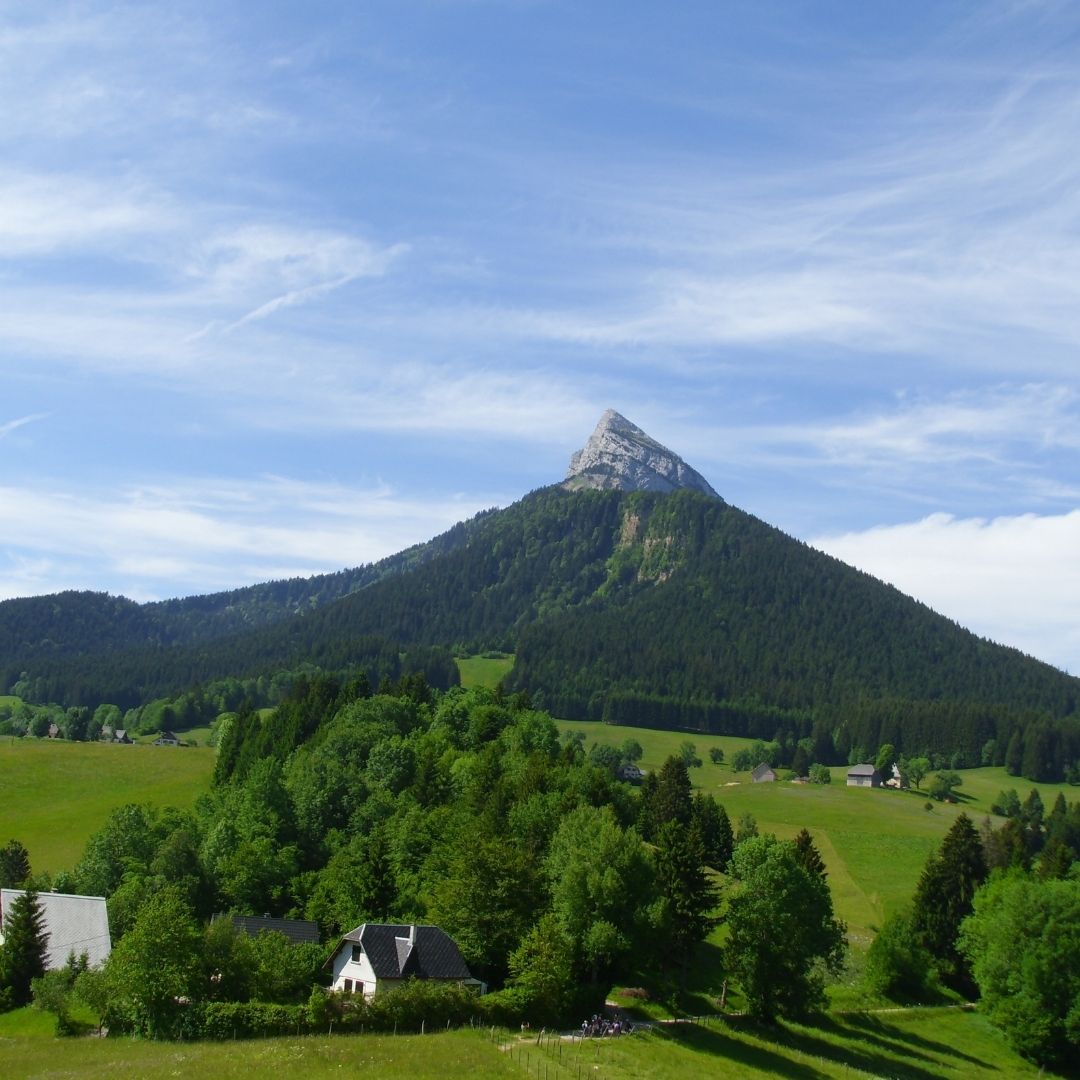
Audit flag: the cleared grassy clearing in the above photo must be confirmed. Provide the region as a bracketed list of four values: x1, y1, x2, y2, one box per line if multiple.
[0, 738, 214, 875]
[456, 654, 515, 689]
[557, 718, 753, 779]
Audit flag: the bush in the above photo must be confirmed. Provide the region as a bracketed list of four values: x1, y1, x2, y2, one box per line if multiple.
[865, 912, 936, 1001]
[200, 1001, 309, 1039]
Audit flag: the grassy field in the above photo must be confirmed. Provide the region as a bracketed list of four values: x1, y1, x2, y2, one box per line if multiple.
[456, 654, 515, 689]
[558, 718, 755, 778]
[560, 719, 1077, 952]
[0, 738, 215, 876]
[0, 1008, 1056, 1080]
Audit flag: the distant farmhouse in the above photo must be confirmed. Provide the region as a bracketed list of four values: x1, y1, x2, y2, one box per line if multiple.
[751, 763, 776, 783]
[616, 762, 644, 784]
[153, 731, 182, 746]
[0, 890, 111, 969]
[846, 764, 882, 788]
[326, 923, 480, 998]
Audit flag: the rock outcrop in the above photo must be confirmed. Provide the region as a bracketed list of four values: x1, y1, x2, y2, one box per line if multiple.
[563, 409, 719, 498]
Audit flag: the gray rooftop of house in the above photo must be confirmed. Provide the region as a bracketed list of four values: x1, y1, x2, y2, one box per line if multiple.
[847, 763, 879, 776]
[338, 923, 472, 980]
[224, 914, 321, 945]
[0, 889, 111, 969]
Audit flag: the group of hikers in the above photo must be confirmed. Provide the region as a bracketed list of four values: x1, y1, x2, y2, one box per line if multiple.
[579, 1014, 633, 1038]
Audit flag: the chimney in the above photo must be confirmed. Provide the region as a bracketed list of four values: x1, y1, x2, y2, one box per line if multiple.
[409, 923, 416, 944]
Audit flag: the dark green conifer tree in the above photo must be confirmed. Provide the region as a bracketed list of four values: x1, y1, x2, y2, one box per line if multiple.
[0, 890, 49, 1007]
[911, 813, 987, 986]
[0, 840, 31, 889]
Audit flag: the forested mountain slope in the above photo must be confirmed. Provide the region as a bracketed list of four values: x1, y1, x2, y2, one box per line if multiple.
[3, 408, 1079, 775]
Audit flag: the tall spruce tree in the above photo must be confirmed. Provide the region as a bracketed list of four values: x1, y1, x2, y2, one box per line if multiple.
[654, 820, 719, 988]
[0, 889, 49, 1007]
[911, 813, 987, 985]
[0, 840, 31, 889]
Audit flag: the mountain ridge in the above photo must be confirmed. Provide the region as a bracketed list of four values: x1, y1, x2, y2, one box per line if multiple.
[2, 415, 1079, 778]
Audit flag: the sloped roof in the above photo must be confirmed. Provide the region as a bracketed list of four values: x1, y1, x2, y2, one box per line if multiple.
[751, 762, 775, 781]
[847, 763, 879, 776]
[336, 923, 472, 980]
[0, 889, 111, 969]
[225, 914, 320, 945]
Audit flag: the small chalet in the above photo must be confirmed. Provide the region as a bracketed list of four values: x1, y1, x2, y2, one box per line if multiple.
[326, 922, 479, 998]
[47, 723, 60, 739]
[100, 726, 114, 742]
[153, 731, 182, 746]
[751, 763, 776, 783]
[616, 762, 644, 784]
[113, 729, 132, 744]
[846, 764, 882, 788]
[0, 889, 111, 969]
[222, 914, 321, 946]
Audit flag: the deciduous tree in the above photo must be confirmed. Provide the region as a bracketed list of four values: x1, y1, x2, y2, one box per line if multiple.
[724, 836, 846, 1020]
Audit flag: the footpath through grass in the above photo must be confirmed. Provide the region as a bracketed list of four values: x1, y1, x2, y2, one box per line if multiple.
[0, 738, 214, 876]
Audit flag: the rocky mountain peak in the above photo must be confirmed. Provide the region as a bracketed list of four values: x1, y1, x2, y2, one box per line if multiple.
[563, 409, 719, 497]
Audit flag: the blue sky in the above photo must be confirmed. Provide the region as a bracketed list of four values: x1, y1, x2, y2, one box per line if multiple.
[2, 1, 1079, 673]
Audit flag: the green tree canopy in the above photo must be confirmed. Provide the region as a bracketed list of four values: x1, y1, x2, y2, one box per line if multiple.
[959, 873, 1080, 1069]
[724, 835, 846, 1020]
[103, 885, 203, 1037]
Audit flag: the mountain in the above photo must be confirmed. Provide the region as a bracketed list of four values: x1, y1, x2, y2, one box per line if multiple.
[2, 411, 1079, 777]
[564, 409, 718, 497]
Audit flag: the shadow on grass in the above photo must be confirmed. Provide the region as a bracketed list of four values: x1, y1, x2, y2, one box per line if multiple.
[664, 1024, 829, 1079]
[820, 1013, 992, 1069]
[716, 1015, 964, 1080]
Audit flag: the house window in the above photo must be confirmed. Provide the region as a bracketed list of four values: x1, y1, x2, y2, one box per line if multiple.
[352, 944, 362, 963]
[343, 978, 353, 993]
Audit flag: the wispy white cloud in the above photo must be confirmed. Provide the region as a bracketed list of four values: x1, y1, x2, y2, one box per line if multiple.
[811, 510, 1080, 675]
[0, 475, 509, 602]
[0, 412, 49, 439]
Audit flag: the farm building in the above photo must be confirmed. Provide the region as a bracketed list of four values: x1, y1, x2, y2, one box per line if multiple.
[326, 923, 480, 998]
[616, 762, 644, 783]
[0, 889, 111, 969]
[751, 763, 776, 783]
[846, 764, 882, 788]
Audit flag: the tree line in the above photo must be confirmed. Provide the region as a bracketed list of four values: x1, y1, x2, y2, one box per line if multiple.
[2, 681, 846, 1035]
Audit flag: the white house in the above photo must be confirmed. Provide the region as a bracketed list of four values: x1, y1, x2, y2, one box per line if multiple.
[326, 922, 479, 998]
[0, 890, 111, 969]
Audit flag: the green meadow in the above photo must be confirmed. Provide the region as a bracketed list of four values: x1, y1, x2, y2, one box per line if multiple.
[456, 654, 515, 689]
[0, 1008, 1054, 1079]
[0, 738, 215, 876]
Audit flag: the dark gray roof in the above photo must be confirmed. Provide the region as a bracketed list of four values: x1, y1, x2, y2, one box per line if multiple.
[226, 915, 321, 945]
[847, 764, 879, 776]
[339, 923, 472, 980]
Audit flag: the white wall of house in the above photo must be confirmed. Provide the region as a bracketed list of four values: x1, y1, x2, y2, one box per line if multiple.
[329, 943, 379, 997]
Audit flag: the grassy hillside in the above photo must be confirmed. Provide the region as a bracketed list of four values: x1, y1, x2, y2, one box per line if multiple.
[0, 1009, 1054, 1079]
[560, 720, 1076, 951]
[0, 738, 214, 876]
[559, 718, 754, 778]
